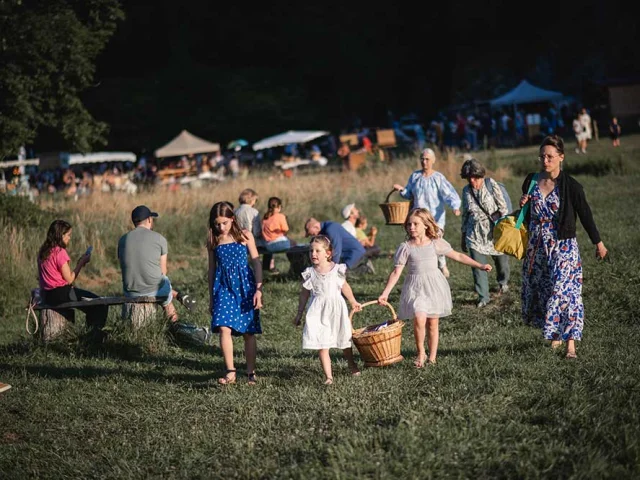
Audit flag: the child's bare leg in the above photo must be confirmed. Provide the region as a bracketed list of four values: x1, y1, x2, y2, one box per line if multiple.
[219, 327, 236, 377]
[413, 314, 428, 367]
[342, 347, 360, 375]
[426, 317, 439, 363]
[319, 349, 333, 383]
[244, 333, 257, 374]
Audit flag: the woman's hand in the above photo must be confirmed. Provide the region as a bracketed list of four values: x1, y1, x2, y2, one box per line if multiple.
[519, 194, 530, 208]
[253, 290, 263, 309]
[595, 242, 608, 260]
[350, 301, 362, 312]
[377, 295, 388, 305]
[392, 184, 404, 192]
[480, 263, 493, 272]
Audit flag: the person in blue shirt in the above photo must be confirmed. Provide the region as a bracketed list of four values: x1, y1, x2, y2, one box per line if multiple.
[304, 218, 373, 274]
[392, 148, 461, 277]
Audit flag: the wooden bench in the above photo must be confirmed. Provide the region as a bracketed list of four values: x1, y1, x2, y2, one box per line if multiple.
[257, 244, 310, 277]
[33, 296, 168, 341]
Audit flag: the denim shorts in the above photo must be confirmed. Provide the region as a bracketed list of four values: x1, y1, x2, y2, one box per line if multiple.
[264, 237, 291, 253]
[125, 275, 173, 307]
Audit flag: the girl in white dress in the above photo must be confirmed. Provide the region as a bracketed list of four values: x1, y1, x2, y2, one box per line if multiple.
[293, 235, 363, 384]
[378, 208, 492, 367]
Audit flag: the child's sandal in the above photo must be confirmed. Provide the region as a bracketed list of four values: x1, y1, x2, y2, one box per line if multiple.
[218, 369, 236, 385]
[247, 372, 257, 386]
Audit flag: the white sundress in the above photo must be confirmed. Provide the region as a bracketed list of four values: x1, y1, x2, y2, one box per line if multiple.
[301, 263, 352, 350]
[395, 239, 453, 319]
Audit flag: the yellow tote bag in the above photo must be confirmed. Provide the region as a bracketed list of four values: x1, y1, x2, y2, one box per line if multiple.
[492, 174, 538, 260]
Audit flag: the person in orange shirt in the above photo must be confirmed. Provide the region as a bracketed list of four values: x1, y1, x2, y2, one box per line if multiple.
[261, 197, 296, 273]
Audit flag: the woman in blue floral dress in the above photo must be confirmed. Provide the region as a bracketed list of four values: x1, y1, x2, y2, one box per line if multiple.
[520, 135, 608, 359]
[208, 201, 263, 385]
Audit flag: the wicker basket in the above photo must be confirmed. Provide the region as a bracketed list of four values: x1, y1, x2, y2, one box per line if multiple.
[351, 301, 404, 367]
[379, 189, 410, 225]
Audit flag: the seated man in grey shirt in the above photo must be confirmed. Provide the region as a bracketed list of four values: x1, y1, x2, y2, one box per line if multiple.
[118, 205, 196, 322]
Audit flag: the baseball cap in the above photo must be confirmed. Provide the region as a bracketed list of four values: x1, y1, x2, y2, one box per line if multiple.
[341, 203, 355, 220]
[131, 205, 159, 224]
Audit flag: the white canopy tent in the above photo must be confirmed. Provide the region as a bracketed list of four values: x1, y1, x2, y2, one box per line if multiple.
[252, 130, 330, 151]
[489, 80, 564, 108]
[0, 158, 40, 168]
[155, 130, 221, 158]
[67, 152, 137, 165]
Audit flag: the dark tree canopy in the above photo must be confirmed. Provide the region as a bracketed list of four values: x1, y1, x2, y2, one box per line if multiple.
[0, 0, 124, 158]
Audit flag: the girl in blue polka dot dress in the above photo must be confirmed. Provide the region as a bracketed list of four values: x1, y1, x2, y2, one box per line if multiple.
[207, 201, 263, 385]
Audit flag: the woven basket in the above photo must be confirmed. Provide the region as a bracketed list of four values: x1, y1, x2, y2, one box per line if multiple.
[379, 189, 410, 225]
[351, 301, 404, 367]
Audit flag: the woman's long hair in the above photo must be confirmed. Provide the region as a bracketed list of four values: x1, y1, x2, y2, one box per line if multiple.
[38, 220, 72, 263]
[207, 201, 247, 249]
[263, 196, 282, 220]
[404, 208, 442, 240]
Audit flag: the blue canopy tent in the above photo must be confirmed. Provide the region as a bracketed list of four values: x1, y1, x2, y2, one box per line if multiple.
[489, 80, 564, 109]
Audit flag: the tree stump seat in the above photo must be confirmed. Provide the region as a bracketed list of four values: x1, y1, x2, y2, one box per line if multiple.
[34, 296, 168, 340]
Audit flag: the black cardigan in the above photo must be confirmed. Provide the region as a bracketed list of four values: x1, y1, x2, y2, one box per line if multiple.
[522, 171, 601, 244]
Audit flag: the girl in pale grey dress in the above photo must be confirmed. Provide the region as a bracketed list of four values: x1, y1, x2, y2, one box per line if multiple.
[378, 208, 492, 367]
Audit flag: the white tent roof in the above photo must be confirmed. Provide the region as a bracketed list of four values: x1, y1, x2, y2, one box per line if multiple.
[67, 152, 136, 165]
[252, 130, 330, 151]
[155, 130, 220, 158]
[490, 80, 564, 107]
[0, 158, 40, 168]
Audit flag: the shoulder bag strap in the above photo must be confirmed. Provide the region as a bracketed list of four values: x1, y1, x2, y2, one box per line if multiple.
[515, 174, 538, 229]
[469, 186, 494, 222]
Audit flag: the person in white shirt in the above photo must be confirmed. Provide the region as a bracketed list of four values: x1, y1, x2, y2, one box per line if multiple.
[340, 203, 359, 238]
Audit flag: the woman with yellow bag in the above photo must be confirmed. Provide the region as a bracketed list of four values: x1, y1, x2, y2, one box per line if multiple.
[520, 135, 608, 359]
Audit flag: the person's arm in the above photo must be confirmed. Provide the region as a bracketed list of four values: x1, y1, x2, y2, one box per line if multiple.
[341, 280, 362, 312]
[445, 249, 492, 271]
[293, 288, 311, 326]
[393, 176, 413, 199]
[160, 254, 168, 276]
[243, 230, 263, 308]
[281, 214, 289, 235]
[571, 182, 607, 258]
[378, 265, 404, 304]
[60, 254, 90, 284]
[460, 187, 470, 252]
[207, 228, 218, 312]
[439, 175, 462, 215]
[489, 179, 508, 217]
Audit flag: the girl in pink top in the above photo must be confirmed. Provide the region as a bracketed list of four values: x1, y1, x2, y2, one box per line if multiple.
[37, 220, 108, 339]
[261, 197, 296, 273]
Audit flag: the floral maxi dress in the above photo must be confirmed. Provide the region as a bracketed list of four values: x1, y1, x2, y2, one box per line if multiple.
[522, 185, 584, 341]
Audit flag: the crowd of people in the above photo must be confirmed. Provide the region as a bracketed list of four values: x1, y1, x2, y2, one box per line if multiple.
[0, 133, 609, 393]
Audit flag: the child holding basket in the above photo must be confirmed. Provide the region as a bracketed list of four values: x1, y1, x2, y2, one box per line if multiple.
[293, 235, 362, 385]
[377, 208, 492, 367]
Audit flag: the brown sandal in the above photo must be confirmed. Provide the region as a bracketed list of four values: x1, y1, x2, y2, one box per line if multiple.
[218, 369, 236, 385]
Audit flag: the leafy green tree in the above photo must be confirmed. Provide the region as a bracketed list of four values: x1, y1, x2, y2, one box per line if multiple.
[0, 0, 124, 158]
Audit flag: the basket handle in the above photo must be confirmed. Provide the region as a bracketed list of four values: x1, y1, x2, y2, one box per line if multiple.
[349, 300, 398, 327]
[384, 188, 402, 203]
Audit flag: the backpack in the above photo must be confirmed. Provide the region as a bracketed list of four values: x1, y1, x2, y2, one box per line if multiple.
[486, 178, 513, 214]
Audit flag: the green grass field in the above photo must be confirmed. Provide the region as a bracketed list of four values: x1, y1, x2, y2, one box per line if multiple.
[1, 136, 640, 479]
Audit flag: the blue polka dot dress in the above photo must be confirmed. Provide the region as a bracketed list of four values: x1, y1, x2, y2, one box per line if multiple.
[211, 242, 261, 336]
